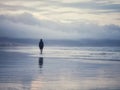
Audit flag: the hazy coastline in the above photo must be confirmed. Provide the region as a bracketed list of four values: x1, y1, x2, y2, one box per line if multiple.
[0, 37, 120, 47]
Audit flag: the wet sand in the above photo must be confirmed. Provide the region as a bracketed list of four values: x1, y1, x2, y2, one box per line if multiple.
[0, 47, 120, 90]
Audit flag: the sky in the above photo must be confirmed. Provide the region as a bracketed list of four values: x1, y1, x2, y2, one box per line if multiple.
[0, 0, 120, 40]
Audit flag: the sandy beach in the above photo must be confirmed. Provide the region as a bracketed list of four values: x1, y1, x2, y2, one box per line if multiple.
[0, 46, 120, 90]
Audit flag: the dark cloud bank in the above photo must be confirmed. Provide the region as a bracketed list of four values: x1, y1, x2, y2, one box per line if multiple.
[0, 13, 120, 39]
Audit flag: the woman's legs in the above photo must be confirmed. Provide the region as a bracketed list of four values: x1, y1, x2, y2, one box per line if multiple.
[40, 49, 43, 54]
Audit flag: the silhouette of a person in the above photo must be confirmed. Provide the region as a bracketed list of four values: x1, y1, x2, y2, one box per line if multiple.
[39, 57, 43, 68]
[39, 39, 44, 54]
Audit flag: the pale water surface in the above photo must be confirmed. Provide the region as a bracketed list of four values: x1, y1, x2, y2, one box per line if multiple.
[0, 46, 120, 90]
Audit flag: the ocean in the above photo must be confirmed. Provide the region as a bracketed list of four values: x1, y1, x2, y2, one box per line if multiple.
[0, 46, 120, 90]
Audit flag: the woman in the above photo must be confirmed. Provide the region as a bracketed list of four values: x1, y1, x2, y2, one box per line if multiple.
[39, 39, 44, 54]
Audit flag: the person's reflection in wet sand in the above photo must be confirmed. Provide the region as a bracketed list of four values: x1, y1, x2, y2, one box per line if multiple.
[39, 57, 43, 68]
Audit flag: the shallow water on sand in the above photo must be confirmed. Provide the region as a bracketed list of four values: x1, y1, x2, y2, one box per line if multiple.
[0, 46, 120, 90]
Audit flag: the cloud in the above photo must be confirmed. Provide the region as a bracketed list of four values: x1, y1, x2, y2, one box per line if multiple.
[0, 13, 120, 40]
[0, 0, 119, 26]
[55, 0, 120, 13]
[104, 24, 120, 31]
[0, 13, 78, 39]
[0, 13, 41, 25]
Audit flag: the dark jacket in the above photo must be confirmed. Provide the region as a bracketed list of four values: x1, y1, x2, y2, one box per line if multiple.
[39, 40, 44, 49]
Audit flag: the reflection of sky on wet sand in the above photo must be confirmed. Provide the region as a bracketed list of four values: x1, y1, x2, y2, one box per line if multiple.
[2, 46, 120, 60]
[30, 59, 120, 90]
[30, 76, 120, 90]
[0, 47, 120, 90]
[0, 83, 23, 90]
